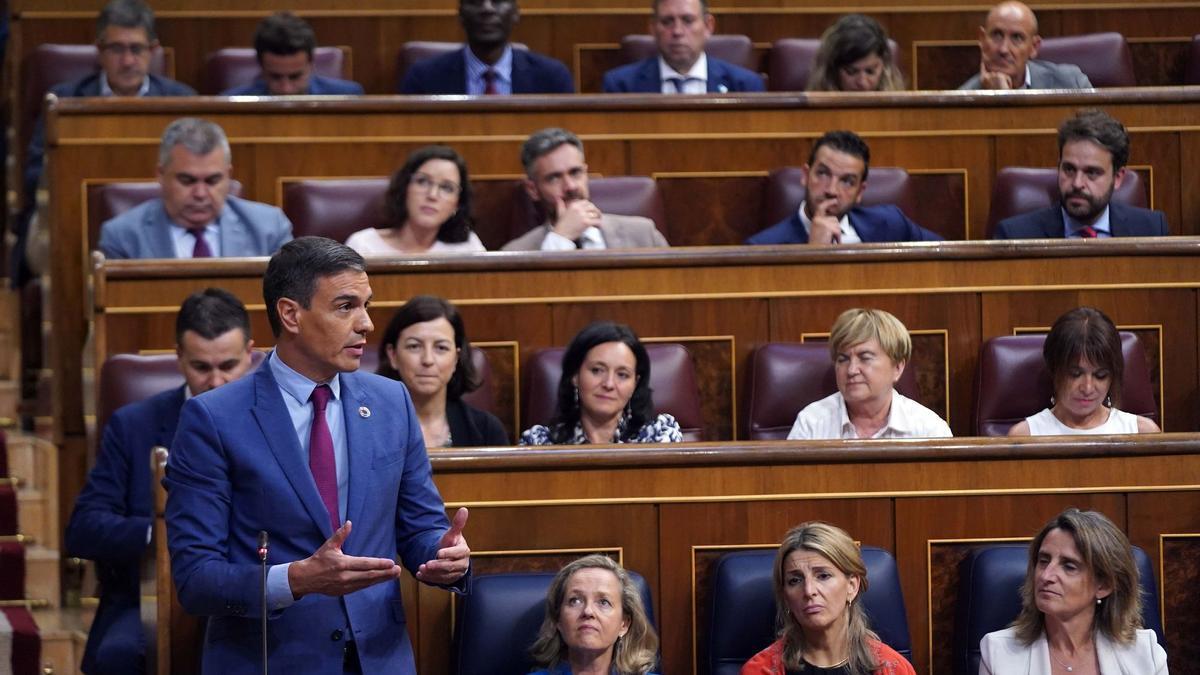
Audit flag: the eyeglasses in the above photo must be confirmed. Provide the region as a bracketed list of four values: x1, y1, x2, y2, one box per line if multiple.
[410, 174, 462, 198]
[100, 42, 152, 57]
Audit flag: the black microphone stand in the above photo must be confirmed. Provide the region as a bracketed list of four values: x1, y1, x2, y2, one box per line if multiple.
[258, 530, 270, 675]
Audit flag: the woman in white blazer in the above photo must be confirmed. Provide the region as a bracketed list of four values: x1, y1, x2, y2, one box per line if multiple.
[979, 508, 1168, 674]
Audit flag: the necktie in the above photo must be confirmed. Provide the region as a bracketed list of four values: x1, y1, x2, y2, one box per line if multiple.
[190, 227, 212, 257]
[308, 385, 339, 533]
[667, 76, 686, 93]
[1080, 225, 1098, 238]
[483, 69, 498, 95]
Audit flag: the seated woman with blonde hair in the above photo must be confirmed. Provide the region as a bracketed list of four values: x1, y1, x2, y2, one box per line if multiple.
[1008, 306, 1159, 435]
[742, 522, 915, 674]
[528, 554, 659, 675]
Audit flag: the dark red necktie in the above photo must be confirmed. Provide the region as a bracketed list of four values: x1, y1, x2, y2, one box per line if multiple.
[1079, 225, 1098, 238]
[190, 227, 212, 257]
[308, 385, 339, 532]
[483, 69, 498, 95]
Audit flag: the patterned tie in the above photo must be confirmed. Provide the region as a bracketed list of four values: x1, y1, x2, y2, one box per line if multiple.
[1079, 225, 1098, 238]
[483, 69, 498, 95]
[190, 227, 212, 257]
[308, 385, 339, 533]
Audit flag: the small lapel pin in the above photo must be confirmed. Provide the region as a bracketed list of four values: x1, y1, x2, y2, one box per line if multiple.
[717, 84, 729, 93]
[359, 406, 371, 418]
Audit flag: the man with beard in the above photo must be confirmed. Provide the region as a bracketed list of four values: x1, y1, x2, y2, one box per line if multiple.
[400, 0, 573, 95]
[502, 127, 670, 250]
[994, 109, 1168, 239]
[746, 130, 941, 245]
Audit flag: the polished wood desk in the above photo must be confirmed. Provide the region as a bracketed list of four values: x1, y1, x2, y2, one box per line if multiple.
[47, 91, 1200, 535]
[149, 435, 1200, 674]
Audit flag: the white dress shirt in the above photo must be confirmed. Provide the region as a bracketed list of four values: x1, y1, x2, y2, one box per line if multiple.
[797, 200, 862, 244]
[541, 225, 605, 250]
[659, 53, 708, 94]
[787, 390, 952, 440]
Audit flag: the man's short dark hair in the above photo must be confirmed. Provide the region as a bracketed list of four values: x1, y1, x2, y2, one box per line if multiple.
[253, 12, 317, 61]
[97, 0, 157, 42]
[808, 130, 871, 182]
[175, 288, 251, 344]
[521, 127, 584, 177]
[652, 0, 709, 14]
[1058, 109, 1130, 172]
[263, 237, 366, 337]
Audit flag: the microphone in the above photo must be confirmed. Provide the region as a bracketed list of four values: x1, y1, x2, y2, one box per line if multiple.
[258, 530, 269, 675]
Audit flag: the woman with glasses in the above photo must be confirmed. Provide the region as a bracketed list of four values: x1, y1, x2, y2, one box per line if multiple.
[345, 145, 487, 255]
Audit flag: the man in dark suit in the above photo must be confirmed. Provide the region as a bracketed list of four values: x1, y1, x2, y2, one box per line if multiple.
[12, 0, 194, 285]
[601, 0, 764, 94]
[994, 109, 1169, 239]
[99, 117, 293, 259]
[165, 237, 470, 673]
[221, 12, 364, 96]
[400, 0, 573, 95]
[959, 1, 1091, 90]
[746, 130, 942, 245]
[65, 289, 255, 675]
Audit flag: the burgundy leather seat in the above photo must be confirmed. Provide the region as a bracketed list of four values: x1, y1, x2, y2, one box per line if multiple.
[1185, 35, 1200, 85]
[281, 179, 389, 243]
[985, 167, 1147, 238]
[361, 345, 497, 416]
[1037, 33, 1135, 87]
[523, 343, 704, 441]
[87, 180, 244, 249]
[395, 41, 528, 91]
[507, 176, 666, 244]
[766, 38, 900, 92]
[973, 332, 1157, 437]
[617, 34, 757, 72]
[205, 46, 347, 94]
[747, 342, 922, 440]
[97, 351, 266, 434]
[760, 166, 915, 229]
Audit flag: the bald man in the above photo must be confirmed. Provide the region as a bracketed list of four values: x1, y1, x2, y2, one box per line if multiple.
[959, 1, 1091, 90]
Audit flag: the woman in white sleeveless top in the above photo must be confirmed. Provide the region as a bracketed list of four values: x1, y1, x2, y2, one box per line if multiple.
[1009, 307, 1159, 436]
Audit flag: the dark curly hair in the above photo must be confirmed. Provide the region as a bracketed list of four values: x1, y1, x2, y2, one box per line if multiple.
[376, 295, 480, 401]
[383, 145, 474, 244]
[549, 321, 654, 444]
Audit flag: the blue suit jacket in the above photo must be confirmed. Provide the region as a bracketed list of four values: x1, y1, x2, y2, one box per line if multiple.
[745, 204, 942, 245]
[601, 55, 765, 93]
[221, 73, 365, 96]
[65, 385, 185, 674]
[993, 202, 1169, 239]
[165, 360, 457, 674]
[400, 46, 573, 94]
[98, 195, 293, 259]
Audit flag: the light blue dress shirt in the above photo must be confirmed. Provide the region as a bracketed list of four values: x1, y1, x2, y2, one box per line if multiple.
[264, 350, 350, 610]
[169, 221, 222, 257]
[464, 45, 513, 95]
[1062, 205, 1112, 238]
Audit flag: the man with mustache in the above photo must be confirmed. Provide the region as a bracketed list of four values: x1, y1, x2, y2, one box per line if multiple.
[502, 127, 670, 250]
[994, 109, 1168, 239]
[745, 130, 941, 246]
[959, 1, 1091, 90]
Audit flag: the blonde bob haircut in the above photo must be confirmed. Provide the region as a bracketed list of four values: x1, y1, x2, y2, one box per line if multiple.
[828, 308, 911, 364]
[1012, 508, 1144, 645]
[772, 522, 880, 674]
[529, 554, 659, 675]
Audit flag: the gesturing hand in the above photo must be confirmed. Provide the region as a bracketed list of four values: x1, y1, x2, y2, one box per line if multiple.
[809, 197, 843, 245]
[550, 197, 602, 242]
[979, 61, 1014, 90]
[416, 507, 471, 585]
[288, 520, 401, 600]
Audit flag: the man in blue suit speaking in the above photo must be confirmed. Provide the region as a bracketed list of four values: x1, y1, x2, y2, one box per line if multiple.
[602, 0, 764, 94]
[165, 237, 471, 673]
[746, 130, 942, 245]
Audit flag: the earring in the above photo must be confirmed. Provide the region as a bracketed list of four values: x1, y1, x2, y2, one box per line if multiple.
[1050, 395, 1056, 406]
[1096, 597, 1102, 605]
[1104, 394, 1112, 407]
[573, 384, 579, 407]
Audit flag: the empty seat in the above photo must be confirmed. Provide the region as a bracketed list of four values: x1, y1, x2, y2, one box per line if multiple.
[973, 332, 1157, 437]
[760, 166, 916, 229]
[746, 342, 921, 440]
[281, 178, 389, 243]
[523, 343, 705, 441]
[454, 569, 655, 675]
[618, 34, 757, 72]
[395, 41, 528, 91]
[708, 547, 912, 675]
[1037, 32, 1135, 87]
[87, 181, 244, 249]
[952, 543, 1163, 675]
[767, 37, 901, 92]
[205, 46, 347, 95]
[985, 167, 1147, 238]
[507, 176, 667, 244]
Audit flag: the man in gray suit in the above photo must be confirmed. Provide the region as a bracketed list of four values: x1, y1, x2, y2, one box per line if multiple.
[99, 117, 293, 259]
[501, 127, 669, 251]
[959, 1, 1092, 90]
